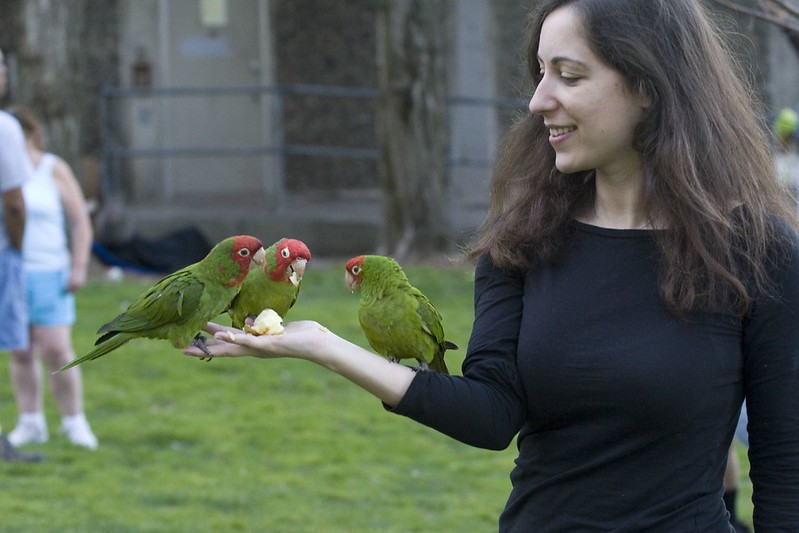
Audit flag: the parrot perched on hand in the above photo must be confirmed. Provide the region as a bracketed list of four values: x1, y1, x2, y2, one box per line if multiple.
[344, 255, 456, 373]
[227, 237, 311, 328]
[56, 235, 266, 372]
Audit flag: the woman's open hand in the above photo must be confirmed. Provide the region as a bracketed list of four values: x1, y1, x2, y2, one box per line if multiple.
[183, 320, 333, 360]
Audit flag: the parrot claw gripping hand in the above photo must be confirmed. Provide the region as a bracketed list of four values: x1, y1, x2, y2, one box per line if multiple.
[192, 333, 214, 360]
[55, 235, 266, 372]
[227, 238, 311, 329]
[344, 255, 457, 374]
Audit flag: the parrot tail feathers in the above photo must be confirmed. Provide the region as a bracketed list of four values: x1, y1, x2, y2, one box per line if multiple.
[53, 332, 130, 373]
[429, 354, 449, 374]
[428, 340, 457, 374]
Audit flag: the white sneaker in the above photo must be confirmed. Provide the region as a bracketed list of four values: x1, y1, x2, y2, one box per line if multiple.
[7, 417, 49, 447]
[59, 414, 98, 451]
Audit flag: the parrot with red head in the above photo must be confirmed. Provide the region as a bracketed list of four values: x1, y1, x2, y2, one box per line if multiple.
[56, 235, 266, 372]
[345, 254, 456, 373]
[227, 237, 311, 328]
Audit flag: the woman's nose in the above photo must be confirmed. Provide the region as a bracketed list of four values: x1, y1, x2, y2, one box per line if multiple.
[528, 79, 554, 115]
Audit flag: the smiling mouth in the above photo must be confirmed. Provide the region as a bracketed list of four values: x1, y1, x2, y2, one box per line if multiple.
[550, 126, 576, 137]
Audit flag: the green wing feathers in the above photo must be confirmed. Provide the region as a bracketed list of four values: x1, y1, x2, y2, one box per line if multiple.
[413, 288, 455, 374]
[98, 270, 204, 334]
[56, 269, 214, 373]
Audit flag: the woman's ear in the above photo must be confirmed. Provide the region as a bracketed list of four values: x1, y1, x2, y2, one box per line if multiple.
[637, 87, 653, 110]
[631, 79, 652, 110]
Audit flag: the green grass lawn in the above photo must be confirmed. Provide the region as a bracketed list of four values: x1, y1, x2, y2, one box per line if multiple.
[0, 262, 516, 532]
[0, 262, 752, 531]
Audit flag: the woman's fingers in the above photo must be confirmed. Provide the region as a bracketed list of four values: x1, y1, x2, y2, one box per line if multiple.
[203, 321, 236, 335]
[183, 320, 329, 360]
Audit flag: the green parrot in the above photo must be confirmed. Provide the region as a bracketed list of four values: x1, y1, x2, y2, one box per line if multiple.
[344, 255, 457, 373]
[227, 237, 311, 329]
[56, 235, 266, 372]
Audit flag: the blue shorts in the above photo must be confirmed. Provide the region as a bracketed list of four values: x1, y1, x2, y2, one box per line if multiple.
[25, 269, 75, 327]
[0, 248, 29, 349]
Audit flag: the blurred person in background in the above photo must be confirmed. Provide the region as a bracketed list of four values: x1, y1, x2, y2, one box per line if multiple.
[723, 436, 750, 533]
[774, 107, 799, 210]
[0, 47, 42, 462]
[6, 105, 98, 450]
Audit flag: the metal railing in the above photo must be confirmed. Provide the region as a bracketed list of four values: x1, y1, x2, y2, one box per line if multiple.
[98, 82, 527, 201]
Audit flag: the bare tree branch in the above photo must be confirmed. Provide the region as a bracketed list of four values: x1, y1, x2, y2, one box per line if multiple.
[756, 0, 799, 22]
[711, 0, 799, 33]
[770, 0, 799, 19]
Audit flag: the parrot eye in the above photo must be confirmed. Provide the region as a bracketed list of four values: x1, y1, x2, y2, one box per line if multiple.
[281, 247, 290, 259]
[352, 265, 361, 275]
[239, 249, 251, 258]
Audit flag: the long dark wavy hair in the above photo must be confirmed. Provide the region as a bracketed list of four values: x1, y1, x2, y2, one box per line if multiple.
[467, 0, 798, 315]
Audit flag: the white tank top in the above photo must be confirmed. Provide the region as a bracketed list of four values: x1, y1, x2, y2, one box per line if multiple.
[22, 153, 70, 271]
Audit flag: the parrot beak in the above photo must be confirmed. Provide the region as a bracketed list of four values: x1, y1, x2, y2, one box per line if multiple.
[288, 258, 308, 286]
[344, 271, 359, 292]
[250, 247, 267, 270]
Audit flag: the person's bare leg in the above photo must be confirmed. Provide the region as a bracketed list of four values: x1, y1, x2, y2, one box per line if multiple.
[8, 330, 48, 445]
[39, 325, 97, 450]
[40, 325, 82, 416]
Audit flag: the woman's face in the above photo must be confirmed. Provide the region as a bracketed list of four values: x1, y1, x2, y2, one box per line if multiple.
[529, 6, 648, 181]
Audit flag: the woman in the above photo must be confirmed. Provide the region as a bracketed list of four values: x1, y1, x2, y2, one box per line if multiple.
[185, 0, 799, 530]
[7, 105, 98, 450]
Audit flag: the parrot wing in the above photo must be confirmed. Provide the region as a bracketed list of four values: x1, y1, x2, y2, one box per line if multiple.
[412, 288, 446, 345]
[56, 268, 206, 373]
[411, 288, 454, 374]
[97, 268, 204, 336]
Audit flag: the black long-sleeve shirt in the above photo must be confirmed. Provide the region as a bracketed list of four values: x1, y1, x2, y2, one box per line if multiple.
[392, 221, 799, 532]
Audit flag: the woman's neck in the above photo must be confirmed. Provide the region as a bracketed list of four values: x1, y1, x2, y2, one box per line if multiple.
[575, 172, 652, 229]
[26, 144, 43, 167]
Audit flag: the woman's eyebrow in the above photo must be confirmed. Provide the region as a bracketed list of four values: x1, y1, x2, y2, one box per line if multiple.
[538, 54, 588, 71]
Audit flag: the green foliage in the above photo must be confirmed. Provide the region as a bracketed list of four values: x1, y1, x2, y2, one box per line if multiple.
[0, 263, 516, 532]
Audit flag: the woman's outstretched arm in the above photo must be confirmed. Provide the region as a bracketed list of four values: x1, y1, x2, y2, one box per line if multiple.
[183, 321, 416, 407]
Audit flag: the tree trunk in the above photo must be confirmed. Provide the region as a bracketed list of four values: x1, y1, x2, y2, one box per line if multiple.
[0, 0, 119, 199]
[375, 0, 451, 261]
[716, 0, 799, 56]
[759, 0, 799, 54]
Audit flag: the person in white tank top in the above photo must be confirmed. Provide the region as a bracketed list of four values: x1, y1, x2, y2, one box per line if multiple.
[21, 152, 71, 272]
[6, 105, 98, 450]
